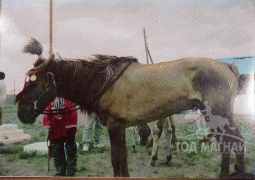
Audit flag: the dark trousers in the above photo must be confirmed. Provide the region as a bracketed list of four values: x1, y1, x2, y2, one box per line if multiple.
[51, 135, 77, 176]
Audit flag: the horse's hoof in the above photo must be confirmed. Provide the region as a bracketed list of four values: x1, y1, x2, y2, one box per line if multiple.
[229, 172, 254, 179]
[148, 161, 155, 167]
[167, 155, 172, 162]
[131, 145, 137, 153]
[228, 164, 255, 179]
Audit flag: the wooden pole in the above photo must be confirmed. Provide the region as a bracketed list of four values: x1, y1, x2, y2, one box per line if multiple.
[14, 80, 15, 97]
[143, 28, 149, 64]
[48, 0, 53, 172]
[147, 47, 154, 64]
[49, 0, 53, 56]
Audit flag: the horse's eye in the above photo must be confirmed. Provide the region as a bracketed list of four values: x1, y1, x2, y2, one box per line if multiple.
[30, 75, 37, 81]
[25, 76, 30, 82]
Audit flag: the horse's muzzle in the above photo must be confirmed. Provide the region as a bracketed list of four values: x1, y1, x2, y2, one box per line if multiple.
[17, 108, 38, 124]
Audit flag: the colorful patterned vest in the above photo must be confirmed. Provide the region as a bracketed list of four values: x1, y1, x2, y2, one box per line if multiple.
[43, 97, 78, 139]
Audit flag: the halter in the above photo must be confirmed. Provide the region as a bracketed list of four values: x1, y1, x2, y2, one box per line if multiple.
[15, 69, 58, 113]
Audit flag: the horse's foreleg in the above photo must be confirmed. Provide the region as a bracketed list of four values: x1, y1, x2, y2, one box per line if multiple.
[147, 121, 160, 167]
[164, 117, 172, 164]
[107, 118, 129, 177]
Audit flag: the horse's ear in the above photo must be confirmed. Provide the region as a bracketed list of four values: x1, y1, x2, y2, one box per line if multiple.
[35, 54, 54, 70]
[45, 54, 55, 68]
[48, 54, 55, 64]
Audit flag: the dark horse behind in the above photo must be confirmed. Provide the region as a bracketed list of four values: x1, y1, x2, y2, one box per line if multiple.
[15, 38, 253, 178]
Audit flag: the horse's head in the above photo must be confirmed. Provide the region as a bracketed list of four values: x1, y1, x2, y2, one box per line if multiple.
[15, 54, 57, 124]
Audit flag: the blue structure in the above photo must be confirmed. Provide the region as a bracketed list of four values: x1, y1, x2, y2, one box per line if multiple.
[217, 56, 254, 75]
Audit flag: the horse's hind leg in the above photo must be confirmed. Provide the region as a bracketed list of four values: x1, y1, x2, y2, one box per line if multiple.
[147, 120, 160, 167]
[163, 117, 172, 164]
[107, 117, 129, 177]
[202, 102, 250, 178]
[220, 123, 246, 178]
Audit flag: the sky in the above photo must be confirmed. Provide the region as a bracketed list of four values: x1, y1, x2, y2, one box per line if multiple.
[0, 0, 254, 95]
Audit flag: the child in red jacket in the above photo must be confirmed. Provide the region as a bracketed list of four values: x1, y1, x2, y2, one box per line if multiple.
[43, 97, 78, 177]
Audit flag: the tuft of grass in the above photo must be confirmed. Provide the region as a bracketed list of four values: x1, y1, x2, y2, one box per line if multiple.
[18, 151, 36, 159]
[195, 172, 208, 179]
[78, 166, 90, 172]
[153, 169, 158, 174]
[167, 173, 185, 179]
[18, 152, 31, 159]
[39, 131, 46, 138]
[168, 162, 183, 168]
[0, 146, 23, 154]
[6, 155, 16, 162]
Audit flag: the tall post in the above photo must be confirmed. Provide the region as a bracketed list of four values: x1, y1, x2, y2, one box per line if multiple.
[48, 0, 53, 172]
[49, 0, 53, 56]
[143, 28, 149, 64]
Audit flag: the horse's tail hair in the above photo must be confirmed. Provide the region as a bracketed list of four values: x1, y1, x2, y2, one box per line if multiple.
[239, 74, 250, 94]
[23, 38, 43, 56]
[224, 61, 243, 92]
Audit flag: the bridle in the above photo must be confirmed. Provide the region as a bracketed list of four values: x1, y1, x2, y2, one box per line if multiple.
[16, 60, 133, 115]
[15, 69, 77, 115]
[16, 69, 53, 104]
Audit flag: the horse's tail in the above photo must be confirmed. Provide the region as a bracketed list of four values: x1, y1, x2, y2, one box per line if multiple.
[224, 61, 243, 92]
[23, 38, 43, 56]
[239, 74, 250, 94]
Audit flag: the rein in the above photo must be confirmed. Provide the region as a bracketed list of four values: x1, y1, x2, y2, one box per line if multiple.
[18, 60, 133, 115]
[93, 60, 133, 102]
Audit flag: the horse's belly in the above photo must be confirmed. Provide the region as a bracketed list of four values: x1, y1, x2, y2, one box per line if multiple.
[111, 94, 190, 127]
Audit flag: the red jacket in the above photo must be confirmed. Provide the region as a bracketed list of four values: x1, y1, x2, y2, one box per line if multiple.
[43, 98, 78, 140]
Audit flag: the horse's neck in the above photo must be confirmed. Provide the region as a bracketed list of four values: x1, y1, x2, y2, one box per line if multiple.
[54, 62, 82, 102]
[53, 61, 101, 109]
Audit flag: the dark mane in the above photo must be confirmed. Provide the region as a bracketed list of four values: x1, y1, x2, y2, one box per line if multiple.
[48, 54, 139, 114]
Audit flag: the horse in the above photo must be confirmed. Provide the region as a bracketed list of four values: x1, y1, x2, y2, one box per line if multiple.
[15, 38, 253, 178]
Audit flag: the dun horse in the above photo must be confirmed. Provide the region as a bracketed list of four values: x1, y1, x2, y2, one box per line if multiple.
[16, 38, 252, 178]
